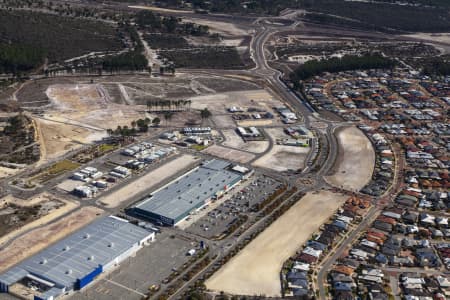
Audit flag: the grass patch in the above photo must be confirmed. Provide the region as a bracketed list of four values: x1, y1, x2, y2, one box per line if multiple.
[46, 160, 80, 175]
[191, 144, 208, 151]
[30, 159, 80, 184]
[98, 144, 118, 153]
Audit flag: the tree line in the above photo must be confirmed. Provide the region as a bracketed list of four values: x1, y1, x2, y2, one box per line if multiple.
[0, 44, 45, 75]
[135, 10, 210, 36]
[290, 53, 396, 84]
[146, 99, 192, 112]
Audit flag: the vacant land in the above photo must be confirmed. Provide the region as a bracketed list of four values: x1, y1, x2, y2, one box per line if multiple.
[252, 128, 309, 172]
[0, 166, 19, 179]
[0, 193, 78, 247]
[183, 18, 249, 37]
[97, 154, 199, 208]
[15, 75, 265, 162]
[222, 129, 269, 153]
[189, 89, 281, 115]
[206, 191, 348, 296]
[203, 145, 255, 163]
[326, 126, 375, 191]
[0, 206, 103, 273]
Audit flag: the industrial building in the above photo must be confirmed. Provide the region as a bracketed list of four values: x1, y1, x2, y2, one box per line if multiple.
[0, 216, 155, 300]
[132, 159, 244, 226]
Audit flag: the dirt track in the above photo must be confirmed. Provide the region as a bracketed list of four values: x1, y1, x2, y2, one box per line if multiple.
[206, 191, 348, 296]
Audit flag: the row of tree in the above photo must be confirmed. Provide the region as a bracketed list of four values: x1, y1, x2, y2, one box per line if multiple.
[107, 117, 160, 137]
[146, 99, 192, 112]
[290, 53, 396, 84]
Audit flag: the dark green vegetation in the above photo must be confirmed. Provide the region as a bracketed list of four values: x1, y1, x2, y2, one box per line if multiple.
[107, 117, 152, 137]
[410, 55, 450, 77]
[101, 51, 148, 73]
[0, 0, 131, 22]
[0, 204, 42, 237]
[136, 10, 210, 36]
[0, 45, 45, 75]
[54, 23, 148, 75]
[0, 10, 121, 63]
[0, 114, 40, 164]
[101, 23, 148, 73]
[290, 54, 395, 83]
[302, 1, 450, 32]
[144, 34, 189, 49]
[159, 47, 245, 69]
[164, 0, 450, 32]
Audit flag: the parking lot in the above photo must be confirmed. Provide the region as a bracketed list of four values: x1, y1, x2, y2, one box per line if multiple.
[186, 175, 282, 239]
[71, 231, 198, 300]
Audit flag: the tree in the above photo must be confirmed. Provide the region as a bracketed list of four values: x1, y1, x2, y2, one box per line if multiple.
[163, 112, 174, 126]
[200, 108, 211, 124]
[152, 117, 161, 127]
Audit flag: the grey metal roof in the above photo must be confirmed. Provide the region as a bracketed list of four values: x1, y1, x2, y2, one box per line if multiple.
[0, 216, 152, 289]
[202, 159, 232, 171]
[134, 160, 241, 220]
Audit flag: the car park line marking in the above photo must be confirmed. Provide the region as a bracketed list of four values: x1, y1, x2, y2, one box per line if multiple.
[103, 279, 146, 297]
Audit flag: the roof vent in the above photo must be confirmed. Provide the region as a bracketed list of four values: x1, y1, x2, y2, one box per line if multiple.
[108, 242, 114, 248]
[63, 246, 70, 251]
[66, 269, 72, 275]
[87, 255, 95, 261]
[40, 259, 47, 265]
[84, 234, 90, 239]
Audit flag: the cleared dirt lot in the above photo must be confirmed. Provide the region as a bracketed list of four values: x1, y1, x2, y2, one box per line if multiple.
[325, 126, 375, 191]
[0, 206, 103, 273]
[0, 166, 19, 179]
[97, 154, 199, 208]
[206, 191, 348, 296]
[252, 128, 309, 172]
[0, 193, 78, 247]
[18, 74, 261, 162]
[203, 145, 255, 164]
[222, 129, 269, 153]
[183, 18, 249, 37]
[188, 89, 283, 116]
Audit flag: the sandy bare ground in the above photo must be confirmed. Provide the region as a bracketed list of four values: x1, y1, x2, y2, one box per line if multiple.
[188, 89, 283, 116]
[39, 84, 148, 161]
[252, 128, 309, 172]
[206, 191, 348, 296]
[183, 18, 249, 37]
[203, 145, 255, 164]
[0, 166, 19, 179]
[402, 33, 450, 54]
[129, 5, 193, 14]
[35, 118, 101, 161]
[97, 155, 199, 208]
[325, 126, 375, 191]
[0, 193, 79, 247]
[222, 129, 269, 154]
[0, 206, 103, 273]
[46, 84, 105, 111]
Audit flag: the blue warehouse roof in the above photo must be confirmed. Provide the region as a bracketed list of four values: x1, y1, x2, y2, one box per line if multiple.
[0, 216, 152, 294]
